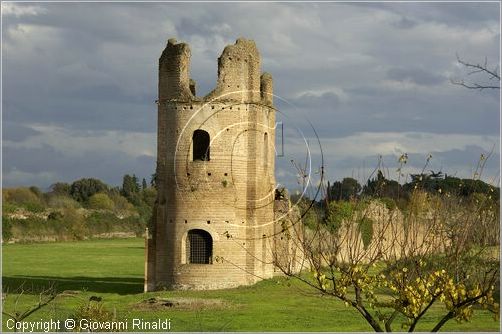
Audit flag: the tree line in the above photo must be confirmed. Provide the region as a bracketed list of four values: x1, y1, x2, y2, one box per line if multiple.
[2, 174, 157, 242]
[327, 171, 499, 204]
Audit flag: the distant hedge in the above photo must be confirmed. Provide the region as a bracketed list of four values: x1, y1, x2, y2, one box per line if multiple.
[2, 209, 146, 243]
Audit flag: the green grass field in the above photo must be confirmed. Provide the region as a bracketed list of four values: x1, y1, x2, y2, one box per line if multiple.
[2, 238, 499, 332]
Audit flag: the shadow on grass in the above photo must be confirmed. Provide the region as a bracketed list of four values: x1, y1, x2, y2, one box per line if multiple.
[2, 275, 143, 295]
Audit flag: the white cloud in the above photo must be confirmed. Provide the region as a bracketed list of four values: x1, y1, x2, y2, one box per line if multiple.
[2, 2, 499, 189]
[4, 125, 156, 158]
[2, 3, 47, 17]
[295, 87, 350, 102]
[314, 132, 499, 158]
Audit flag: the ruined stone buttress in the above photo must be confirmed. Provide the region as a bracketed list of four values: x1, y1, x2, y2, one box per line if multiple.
[145, 38, 277, 291]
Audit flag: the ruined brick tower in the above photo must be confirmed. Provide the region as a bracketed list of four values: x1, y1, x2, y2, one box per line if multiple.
[145, 38, 277, 290]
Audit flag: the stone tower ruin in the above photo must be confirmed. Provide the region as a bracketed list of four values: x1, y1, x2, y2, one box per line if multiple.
[145, 38, 278, 291]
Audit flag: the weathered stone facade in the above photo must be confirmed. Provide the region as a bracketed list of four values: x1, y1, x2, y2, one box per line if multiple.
[145, 38, 281, 291]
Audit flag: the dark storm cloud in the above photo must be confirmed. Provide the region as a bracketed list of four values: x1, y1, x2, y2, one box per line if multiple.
[3, 144, 155, 187]
[2, 3, 179, 133]
[2, 2, 500, 188]
[2, 122, 41, 142]
[2, 3, 175, 45]
[4, 145, 73, 175]
[410, 3, 499, 28]
[4, 96, 156, 133]
[350, 2, 499, 29]
[392, 16, 419, 29]
[277, 83, 499, 140]
[386, 67, 445, 86]
[434, 145, 500, 172]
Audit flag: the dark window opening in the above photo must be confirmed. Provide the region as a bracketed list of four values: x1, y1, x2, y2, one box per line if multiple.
[187, 229, 213, 264]
[264, 132, 268, 166]
[193, 130, 210, 161]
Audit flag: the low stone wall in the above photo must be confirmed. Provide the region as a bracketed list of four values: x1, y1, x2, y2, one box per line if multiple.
[274, 200, 454, 273]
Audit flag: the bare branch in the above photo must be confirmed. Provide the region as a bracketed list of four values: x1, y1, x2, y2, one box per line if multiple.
[2, 283, 59, 328]
[452, 54, 501, 90]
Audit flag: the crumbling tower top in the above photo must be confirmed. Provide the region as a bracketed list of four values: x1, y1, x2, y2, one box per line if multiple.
[159, 38, 193, 101]
[158, 37, 273, 105]
[206, 38, 261, 103]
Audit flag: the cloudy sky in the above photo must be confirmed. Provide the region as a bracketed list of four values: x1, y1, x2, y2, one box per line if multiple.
[2, 1, 500, 193]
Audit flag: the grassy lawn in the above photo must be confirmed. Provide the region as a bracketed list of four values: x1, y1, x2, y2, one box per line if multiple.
[2, 238, 499, 332]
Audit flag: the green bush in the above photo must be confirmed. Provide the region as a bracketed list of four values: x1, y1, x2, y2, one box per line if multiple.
[86, 212, 116, 234]
[88, 193, 114, 211]
[379, 197, 397, 211]
[3, 187, 45, 212]
[47, 195, 81, 209]
[2, 201, 18, 214]
[86, 211, 145, 236]
[325, 201, 355, 232]
[6, 216, 51, 240]
[63, 208, 87, 240]
[2, 217, 13, 241]
[302, 206, 322, 230]
[357, 217, 374, 249]
[109, 194, 135, 214]
[135, 203, 152, 225]
[142, 188, 157, 207]
[23, 202, 46, 213]
[49, 182, 71, 195]
[29, 186, 43, 198]
[70, 178, 109, 202]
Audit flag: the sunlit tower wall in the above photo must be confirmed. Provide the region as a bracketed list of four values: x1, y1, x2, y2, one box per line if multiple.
[145, 38, 276, 291]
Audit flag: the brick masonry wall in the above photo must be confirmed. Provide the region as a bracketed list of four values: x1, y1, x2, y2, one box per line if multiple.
[146, 38, 280, 291]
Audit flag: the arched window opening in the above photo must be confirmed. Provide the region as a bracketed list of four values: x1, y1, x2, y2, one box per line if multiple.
[187, 229, 213, 264]
[193, 130, 210, 161]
